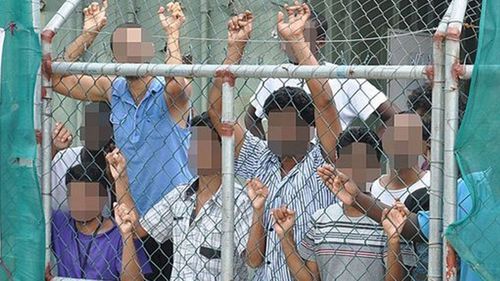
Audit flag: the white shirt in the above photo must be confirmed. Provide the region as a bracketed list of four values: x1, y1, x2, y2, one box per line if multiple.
[249, 63, 388, 130]
[140, 179, 252, 281]
[370, 171, 431, 267]
[235, 134, 336, 281]
[51, 146, 83, 211]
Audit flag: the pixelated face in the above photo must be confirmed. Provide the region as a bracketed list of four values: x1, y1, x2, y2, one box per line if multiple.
[188, 127, 222, 176]
[267, 108, 313, 158]
[67, 182, 107, 222]
[281, 19, 318, 63]
[80, 103, 113, 151]
[336, 143, 381, 192]
[112, 27, 155, 63]
[382, 114, 424, 169]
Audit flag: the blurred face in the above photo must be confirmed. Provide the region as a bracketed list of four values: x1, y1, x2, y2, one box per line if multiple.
[188, 127, 222, 176]
[382, 114, 424, 170]
[267, 108, 312, 158]
[336, 143, 381, 192]
[112, 27, 155, 63]
[67, 182, 107, 222]
[80, 103, 113, 151]
[281, 20, 318, 63]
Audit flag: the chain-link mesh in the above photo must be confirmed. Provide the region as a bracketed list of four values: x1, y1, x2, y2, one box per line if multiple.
[40, 0, 480, 280]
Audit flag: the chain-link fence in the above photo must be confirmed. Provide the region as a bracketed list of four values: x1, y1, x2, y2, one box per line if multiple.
[38, 0, 478, 280]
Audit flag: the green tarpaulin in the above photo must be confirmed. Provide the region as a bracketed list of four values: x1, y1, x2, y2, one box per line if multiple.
[0, 0, 44, 280]
[446, 0, 500, 280]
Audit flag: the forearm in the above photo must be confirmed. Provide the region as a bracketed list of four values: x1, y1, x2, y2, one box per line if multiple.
[165, 35, 186, 99]
[115, 177, 148, 238]
[64, 31, 99, 62]
[353, 193, 421, 241]
[281, 234, 315, 281]
[120, 233, 143, 281]
[246, 210, 267, 268]
[385, 238, 404, 281]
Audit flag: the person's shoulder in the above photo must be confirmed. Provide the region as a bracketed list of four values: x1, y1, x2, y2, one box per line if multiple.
[312, 203, 343, 223]
[52, 210, 73, 228]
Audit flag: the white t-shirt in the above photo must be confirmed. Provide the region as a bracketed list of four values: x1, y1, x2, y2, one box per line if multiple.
[51, 146, 83, 211]
[249, 63, 388, 130]
[370, 171, 431, 205]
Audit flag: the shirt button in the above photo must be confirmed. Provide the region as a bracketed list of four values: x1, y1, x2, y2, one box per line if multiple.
[269, 227, 273, 232]
[266, 261, 271, 265]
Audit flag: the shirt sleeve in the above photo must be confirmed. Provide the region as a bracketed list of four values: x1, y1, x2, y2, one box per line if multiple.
[250, 79, 275, 119]
[417, 211, 430, 240]
[234, 133, 269, 179]
[298, 223, 317, 262]
[343, 78, 388, 121]
[234, 189, 253, 256]
[139, 189, 179, 243]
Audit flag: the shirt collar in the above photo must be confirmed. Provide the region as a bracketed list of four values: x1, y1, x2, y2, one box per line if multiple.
[113, 77, 164, 104]
[183, 177, 223, 208]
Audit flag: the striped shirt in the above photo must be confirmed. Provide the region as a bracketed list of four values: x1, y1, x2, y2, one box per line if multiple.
[140, 178, 252, 281]
[298, 203, 386, 281]
[235, 133, 336, 281]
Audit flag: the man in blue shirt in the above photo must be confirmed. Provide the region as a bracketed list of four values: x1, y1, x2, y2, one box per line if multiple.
[52, 2, 191, 280]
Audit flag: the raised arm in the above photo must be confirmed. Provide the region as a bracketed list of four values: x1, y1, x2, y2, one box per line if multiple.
[115, 203, 144, 281]
[51, 122, 73, 159]
[158, 2, 190, 126]
[273, 207, 320, 281]
[317, 164, 422, 242]
[382, 202, 408, 281]
[245, 179, 269, 268]
[106, 149, 148, 238]
[208, 12, 253, 157]
[52, 0, 112, 102]
[277, 2, 341, 162]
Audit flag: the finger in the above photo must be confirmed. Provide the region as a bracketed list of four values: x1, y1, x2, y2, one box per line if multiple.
[166, 2, 175, 13]
[277, 11, 285, 26]
[101, 0, 108, 11]
[83, 7, 91, 17]
[158, 6, 165, 15]
[91, 2, 99, 12]
[302, 3, 311, 19]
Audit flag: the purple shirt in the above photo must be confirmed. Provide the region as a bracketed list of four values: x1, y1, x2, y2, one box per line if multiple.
[51, 211, 151, 280]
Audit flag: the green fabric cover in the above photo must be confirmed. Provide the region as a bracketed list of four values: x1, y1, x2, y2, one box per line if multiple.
[446, 0, 500, 280]
[0, 0, 44, 280]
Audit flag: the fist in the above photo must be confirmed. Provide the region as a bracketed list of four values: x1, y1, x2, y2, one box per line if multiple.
[52, 122, 73, 151]
[382, 201, 409, 240]
[114, 202, 138, 235]
[227, 11, 253, 48]
[105, 148, 127, 180]
[272, 206, 296, 238]
[317, 164, 360, 206]
[247, 178, 269, 211]
[83, 0, 108, 33]
[158, 2, 185, 36]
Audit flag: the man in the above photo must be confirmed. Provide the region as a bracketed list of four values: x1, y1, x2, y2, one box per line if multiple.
[52, 2, 191, 279]
[51, 103, 113, 213]
[108, 110, 253, 280]
[208, 3, 341, 280]
[244, 10, 395, 139]
[270, 127, 387, 281]
[49, 162, 150, 280]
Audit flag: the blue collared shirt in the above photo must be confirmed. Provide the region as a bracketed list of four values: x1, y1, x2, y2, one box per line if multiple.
[110, 77, 192, 215]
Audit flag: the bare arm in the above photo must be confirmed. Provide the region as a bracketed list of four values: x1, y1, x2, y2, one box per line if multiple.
[277, 3, 341, 162]
[208, 12, 253, 158]
[159, 3, 190, 127]
[120, 232, 144, 281]
[386, 238, 404, 281]
[246, 208, 267, 268]
[245, 105, 267, 140]
[375, 100, 397, 137]
[382, 204, 408, 281]
[52, 1, 112, 102]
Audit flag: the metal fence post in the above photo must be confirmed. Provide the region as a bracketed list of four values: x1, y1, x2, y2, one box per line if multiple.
[443, 0, 469, 280]
[219, 70, 236, 281]
[40, 0, 82, 266]
[429, 2, 455, 279]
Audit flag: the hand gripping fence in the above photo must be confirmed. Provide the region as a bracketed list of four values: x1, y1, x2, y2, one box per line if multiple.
[40, 0, 476, 280]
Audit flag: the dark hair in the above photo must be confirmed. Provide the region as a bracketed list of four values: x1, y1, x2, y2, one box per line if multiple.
[190, 112, 221, 142]
[337, 127, 383, 161]
[110, 22, 143, 52]
[263, 86, 315, 126]
[310, 12, 328, 40]
[65, 163, 111, 191]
